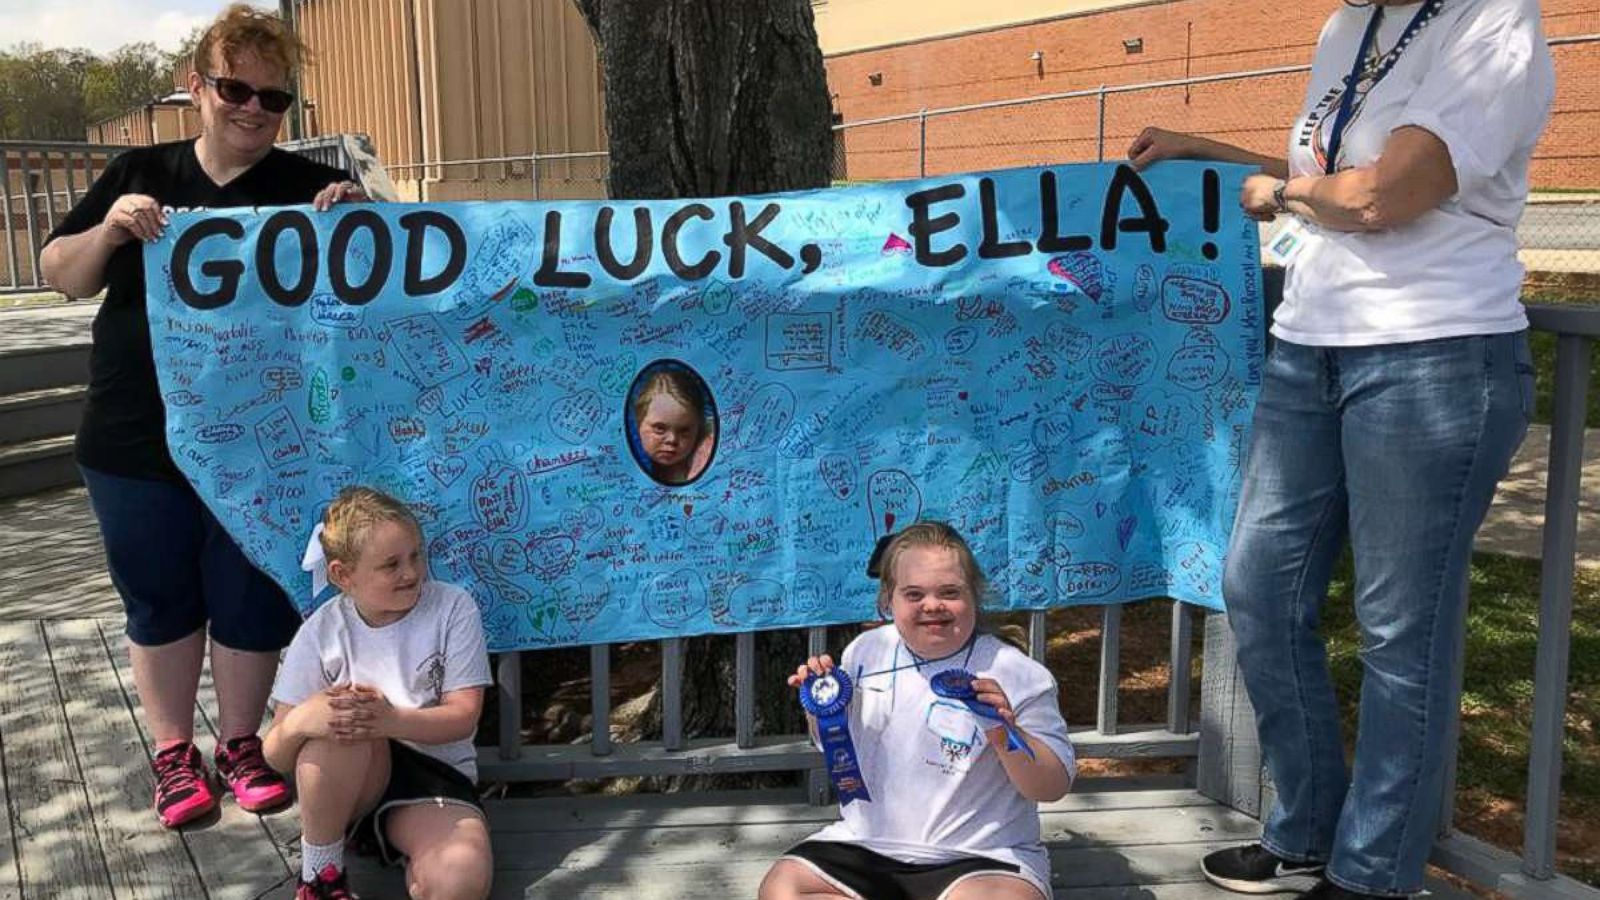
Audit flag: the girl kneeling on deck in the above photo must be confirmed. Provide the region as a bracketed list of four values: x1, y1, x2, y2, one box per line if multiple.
[264, 487, 493, 900]
[760, 522, 1077, 900]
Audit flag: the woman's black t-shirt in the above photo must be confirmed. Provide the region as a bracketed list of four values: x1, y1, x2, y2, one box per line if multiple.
[46, 139, 347, 481]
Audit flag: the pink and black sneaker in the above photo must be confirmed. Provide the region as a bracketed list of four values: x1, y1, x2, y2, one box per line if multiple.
[296, 864, 360, 900]
[151, 741, 217, 828]
[215, 734, 291, 812]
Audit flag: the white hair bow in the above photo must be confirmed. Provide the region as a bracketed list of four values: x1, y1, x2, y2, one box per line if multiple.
[300, 522, 330, 603]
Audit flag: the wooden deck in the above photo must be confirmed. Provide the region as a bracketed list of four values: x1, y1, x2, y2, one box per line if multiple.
[0, 487, 1479, 899]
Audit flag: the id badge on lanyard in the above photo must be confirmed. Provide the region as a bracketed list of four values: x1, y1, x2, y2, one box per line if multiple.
[1323, 0, 1445, 176]
[1275, 0, 1444, 267]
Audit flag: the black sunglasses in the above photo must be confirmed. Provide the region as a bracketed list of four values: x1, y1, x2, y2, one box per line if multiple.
[202, 74, 294, 114]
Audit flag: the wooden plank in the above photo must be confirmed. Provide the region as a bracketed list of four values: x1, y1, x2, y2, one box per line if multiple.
[1168, 601, 1194, 734]
[1098, 604, 1122, 735]
[496, 651, 522, 760]
[0, 628, 22, 899]
[1431, 832, 1597, 900]
[735, 631, 755, 748]
[661, 638, 683, 751]
[104, 622, 296, 900]
[0, 522, 104, 561]
[193, 652, 304, 876]
[590, 644, 612, 756]
[45, 619, 203, 898]
[0, 577, 121, 622]
[487, 803, 1259, 871]
[484, 784, 1214, 833]
[1196, 612, 1264, 817]
[478, 735, 820, 782]
[0, 520, 101, 554]
[481, 726, 1196, 783]
[473, 840, 1252, 899]
[0, 620, 113, 896]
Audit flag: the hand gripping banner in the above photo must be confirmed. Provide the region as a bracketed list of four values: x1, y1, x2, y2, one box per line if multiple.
[146, 162, 1264, 651]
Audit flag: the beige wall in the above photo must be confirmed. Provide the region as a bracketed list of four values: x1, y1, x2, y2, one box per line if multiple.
[814, 0, 1158, 55]
[292, 0, 608, 200]
[85, 104, 202, 147]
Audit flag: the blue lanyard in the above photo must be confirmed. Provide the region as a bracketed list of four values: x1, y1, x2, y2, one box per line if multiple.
[1324, 0, 1444, 175]
[856, 633, 978, 687]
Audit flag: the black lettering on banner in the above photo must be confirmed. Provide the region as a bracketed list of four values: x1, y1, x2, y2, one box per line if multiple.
[1100, 164, 1169, 253]
[595, 206, 653, 281]
[904, 183, 967, 267]
[257, 210, 317, 307]
[171, 218, 244, 310]
[534, 210, 593, 288]
[722, 201, 794, 278]
[328, 209, 393, 305]
[1037, 170, 1094, 254]
[662, 203, 721, 280]
[1201, 168, 1221, 260]
[399, 210, 466, 296]
[977, 177, 1032, 259]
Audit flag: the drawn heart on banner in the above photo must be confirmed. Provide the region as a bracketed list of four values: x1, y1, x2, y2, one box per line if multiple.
[428, 455, 467, 487]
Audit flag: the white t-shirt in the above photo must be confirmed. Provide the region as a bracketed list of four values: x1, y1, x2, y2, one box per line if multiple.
[1274, 0, 1554, 346]
[805, 627, 1077, 897]
[272, 580, 493, 780]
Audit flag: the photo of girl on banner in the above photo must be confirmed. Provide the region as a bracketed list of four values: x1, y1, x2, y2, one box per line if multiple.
[624, 360, 719, 486]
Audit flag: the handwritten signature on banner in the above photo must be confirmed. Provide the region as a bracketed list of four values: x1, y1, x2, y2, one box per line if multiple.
[146, 162, 1263, 651]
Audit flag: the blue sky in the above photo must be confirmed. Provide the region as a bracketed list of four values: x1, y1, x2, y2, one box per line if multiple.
[0, 1, 272, 56]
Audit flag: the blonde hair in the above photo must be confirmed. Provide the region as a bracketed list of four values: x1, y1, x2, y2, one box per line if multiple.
[318, 486, 421, 567]
[634, 367, 708, 423]
[875, 521, 1028, 652]
[193, 3, 309, 78]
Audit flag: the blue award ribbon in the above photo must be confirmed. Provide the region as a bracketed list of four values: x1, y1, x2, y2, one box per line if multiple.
[799, 669, 871, 805]
[929, 669, 1036, 761]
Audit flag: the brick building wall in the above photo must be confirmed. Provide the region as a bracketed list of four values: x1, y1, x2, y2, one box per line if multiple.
[824, 0, 1600, 189]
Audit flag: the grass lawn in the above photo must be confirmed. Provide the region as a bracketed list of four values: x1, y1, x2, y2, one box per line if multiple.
[1529, 326, 1600, 428]
[1322, 552, 1600, 886]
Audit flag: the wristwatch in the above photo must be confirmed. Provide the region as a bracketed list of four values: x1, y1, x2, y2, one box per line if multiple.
[1272, 179, 1289, 213]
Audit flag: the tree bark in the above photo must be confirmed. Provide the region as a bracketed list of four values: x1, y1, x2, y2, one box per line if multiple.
[573, 0, 833, 750]
[574, 0, 833, 199]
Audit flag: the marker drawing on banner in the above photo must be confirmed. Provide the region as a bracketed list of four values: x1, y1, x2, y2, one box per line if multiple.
[147, 162, 1262, 651]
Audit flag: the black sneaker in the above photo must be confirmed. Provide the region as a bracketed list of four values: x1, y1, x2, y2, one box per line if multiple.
[1201, 843, 1325, 894]
[1300, 881, 1393, 899]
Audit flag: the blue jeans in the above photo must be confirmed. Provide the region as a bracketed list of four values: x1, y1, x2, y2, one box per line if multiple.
[1223, 333, 1533, 897]
[80, 465, 302, 652]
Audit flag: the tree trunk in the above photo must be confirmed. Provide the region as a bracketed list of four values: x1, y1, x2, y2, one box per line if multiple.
[573, 0, 833, 752]
[574, 0, 833, 199]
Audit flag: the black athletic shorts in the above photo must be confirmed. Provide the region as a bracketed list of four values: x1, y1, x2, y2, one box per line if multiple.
[783, 839, 1027, 900]
[349, 740, 484, 866]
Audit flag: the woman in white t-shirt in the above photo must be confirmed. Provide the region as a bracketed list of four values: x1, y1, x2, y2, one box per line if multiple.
[758, 522, 1077, 900]
[1127, 2, 1552, 898]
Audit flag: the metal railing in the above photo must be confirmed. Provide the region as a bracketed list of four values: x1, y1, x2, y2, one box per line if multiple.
[364, 35, 1599, 270]
[477, 606, 1204, 800]
[0, 141, 128, 294]
[0, 138, 377, 295]
[1427, 303, 1599, 900]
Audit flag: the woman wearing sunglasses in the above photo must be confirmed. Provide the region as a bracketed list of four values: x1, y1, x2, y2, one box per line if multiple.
[40, 3, 367, 841]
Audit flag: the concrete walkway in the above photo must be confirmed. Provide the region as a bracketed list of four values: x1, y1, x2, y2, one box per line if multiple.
[1477, 423, 1600, 567]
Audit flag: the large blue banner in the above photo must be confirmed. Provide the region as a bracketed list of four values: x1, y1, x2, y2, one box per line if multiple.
[146, 162, 1262, 651]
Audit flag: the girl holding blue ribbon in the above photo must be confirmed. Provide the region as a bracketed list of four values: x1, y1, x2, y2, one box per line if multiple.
[759, 522, 1076, 900]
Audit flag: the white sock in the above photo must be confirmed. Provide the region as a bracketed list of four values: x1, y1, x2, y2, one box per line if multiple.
[302, 837, 345, 882]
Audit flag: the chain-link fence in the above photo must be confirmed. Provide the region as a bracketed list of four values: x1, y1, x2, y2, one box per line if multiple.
[7, 37, 1593, 295]
[834, 36, 1600, 278]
